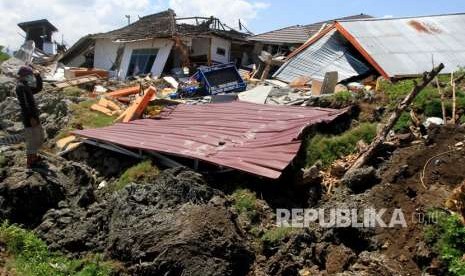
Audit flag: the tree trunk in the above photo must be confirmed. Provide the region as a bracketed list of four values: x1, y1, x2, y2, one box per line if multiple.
[347, 64, 445, 172]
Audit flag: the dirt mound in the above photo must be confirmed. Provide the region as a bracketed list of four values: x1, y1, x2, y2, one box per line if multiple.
[0, 151, 96, 228]
[36, 167, 254, 275]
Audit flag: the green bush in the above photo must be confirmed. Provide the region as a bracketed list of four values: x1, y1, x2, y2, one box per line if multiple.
[63, 87, 85, 97]
[393, 112, 411, 133]
[424, 210, 465, 275]
[0, 221, 113, 275]
[231, 188, 259, 221]
[305, 123, 377, 167]
[115, 160, 159, 190]
[0, 153, 6, 168]
[0, 46, 9, 63]
[261, 227, 295, 247]
[333, 91, 353, 105]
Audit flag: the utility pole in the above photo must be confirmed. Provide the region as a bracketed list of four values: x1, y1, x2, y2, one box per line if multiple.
[125, 15, 131, 25]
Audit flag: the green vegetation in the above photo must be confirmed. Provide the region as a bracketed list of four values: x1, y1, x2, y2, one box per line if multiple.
[0, 45, 9, 63]
[393, 112, 412, 133]
[0, 221, 114, 275]
[261, 227, 295, 247]
[231, 188, 259, 221]
[56, 100, 116, 139]
[332, 90, 353, 105]
[424, 210, 465, 275]
[460, 115, 465, 125]
[115, 160, 159, 190]
[62, 87, 86, 97]
[379, 77, 465, 117]
[305, 123, 377, 167]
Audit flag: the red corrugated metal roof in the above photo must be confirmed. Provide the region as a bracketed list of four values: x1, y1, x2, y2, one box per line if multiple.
[73, 102, 346, 179]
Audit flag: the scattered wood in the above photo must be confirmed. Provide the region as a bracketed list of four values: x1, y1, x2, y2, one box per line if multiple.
[347, 64, 444, 173]
[114, 87, 157, 123]
[52, 75, 101, 89]
[56, 135, 81, 152]
[98, 98, 121, 112]
[105, 85, 141, 98]
[90, 104, 114, 116]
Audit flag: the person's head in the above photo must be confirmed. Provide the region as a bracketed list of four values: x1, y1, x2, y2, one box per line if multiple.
[17, 66, 36, 88]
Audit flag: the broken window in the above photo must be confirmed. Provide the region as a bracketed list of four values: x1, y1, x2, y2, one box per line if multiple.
[216, 47, 226, 56]
[127, 48, 158, 76]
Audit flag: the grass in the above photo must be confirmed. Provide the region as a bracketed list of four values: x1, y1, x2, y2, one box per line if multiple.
[231, 188, 259, 221]
[393, 112, 412, 133]
[332, 90, 353, 105]
[56, 100, 117, 139]
[0, 46, 9, 63]
[62, 87, 86, 97]
[424, 209, 465, 275]
[379, 76, 465, 118]
[0, 221, 114, 276]
[261, 227, 295, 247]
[305, 123, 377, 167]
[114, 160, 159, 191]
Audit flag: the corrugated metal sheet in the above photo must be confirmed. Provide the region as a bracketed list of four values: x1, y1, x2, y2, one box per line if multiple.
[338, 13, 465, 77]
[248, 14, 372, 45]
[74, 102, 346, 179]
[273, 28, 371, 82]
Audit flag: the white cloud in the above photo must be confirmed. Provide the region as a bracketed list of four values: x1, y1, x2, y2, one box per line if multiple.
[0, 0, 161, 51]
[0, 0, 268, 51]
[169, 0, 269, 29]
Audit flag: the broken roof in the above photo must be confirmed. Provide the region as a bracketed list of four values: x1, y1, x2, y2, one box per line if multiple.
[18, 19, 58, 32]
[74, 102, 346, 179]
[278, 13, 465, 80]
[248, 14, 372, 45]
[95, 9, 248, 42]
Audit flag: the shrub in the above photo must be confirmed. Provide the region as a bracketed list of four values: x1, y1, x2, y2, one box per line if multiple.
[394, 112, 411, 133]
[333, 91, 353, 105]
[115, 160, 159, 190]
[305, 123, 377, 167]
[261, 227, 295, 247]
[424, 210, 465, 275]
[0, 221, 114, 275]
[231, 188, 259, 221]
[62, 87, 85, 97]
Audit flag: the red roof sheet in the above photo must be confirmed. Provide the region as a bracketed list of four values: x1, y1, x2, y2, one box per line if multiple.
[74, 102, 346, 179]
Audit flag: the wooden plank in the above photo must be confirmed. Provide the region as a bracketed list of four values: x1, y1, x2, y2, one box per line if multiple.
[90, 104, 113, 116]
[98, 98, 121, 111]
[123, 87, 156, 122]
[53, 75, 100, 88]
[104, 86, 141, 98]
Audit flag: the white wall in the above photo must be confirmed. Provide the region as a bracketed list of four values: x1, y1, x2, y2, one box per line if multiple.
[93, 38, 174, 79]
[191, 38, 209, 56]
[94, 39, 120, 70]
[118, 39, 174, 79]
[210, 36, 231, 64]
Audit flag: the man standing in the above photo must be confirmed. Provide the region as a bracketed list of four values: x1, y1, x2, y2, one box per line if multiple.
[15, 66, 44, 169]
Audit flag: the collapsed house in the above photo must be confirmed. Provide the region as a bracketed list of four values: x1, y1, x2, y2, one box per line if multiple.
[274, 13, 465, 83]
[61, 9, 251, 79]
[17, 19, 58, 55]
[248, 14, 372, 56]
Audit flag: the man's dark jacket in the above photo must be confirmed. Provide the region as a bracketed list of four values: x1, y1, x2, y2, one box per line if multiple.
[15, 74, 43, 128]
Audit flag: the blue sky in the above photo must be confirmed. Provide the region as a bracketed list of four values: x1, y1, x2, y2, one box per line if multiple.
[1, 0, 465, 50]
[244, 0, 465, 34]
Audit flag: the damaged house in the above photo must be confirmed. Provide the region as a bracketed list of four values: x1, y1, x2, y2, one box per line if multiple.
[247, 14, 372, 56]
[274, 13, 465, 83]
[61, 9, 250, 79]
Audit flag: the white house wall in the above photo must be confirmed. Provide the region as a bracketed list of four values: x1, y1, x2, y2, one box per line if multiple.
[93, 38, 174, 79]
[210, 36, 231, 64]
[118, 39, 174, 79]
[94, 39, 119, 71]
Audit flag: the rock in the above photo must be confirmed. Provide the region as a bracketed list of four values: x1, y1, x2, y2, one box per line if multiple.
[342, 251, 403, 275]
[302, 163, 323, 185]
[330, 161, 347, 177]
[455, 141, 464, 148]
[342, 167, 380, 193]
[396, 132, 414, 145]
[413, 241, 432, 268]
[36, 167, 253, 275]
[325, 244, 356, 274]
